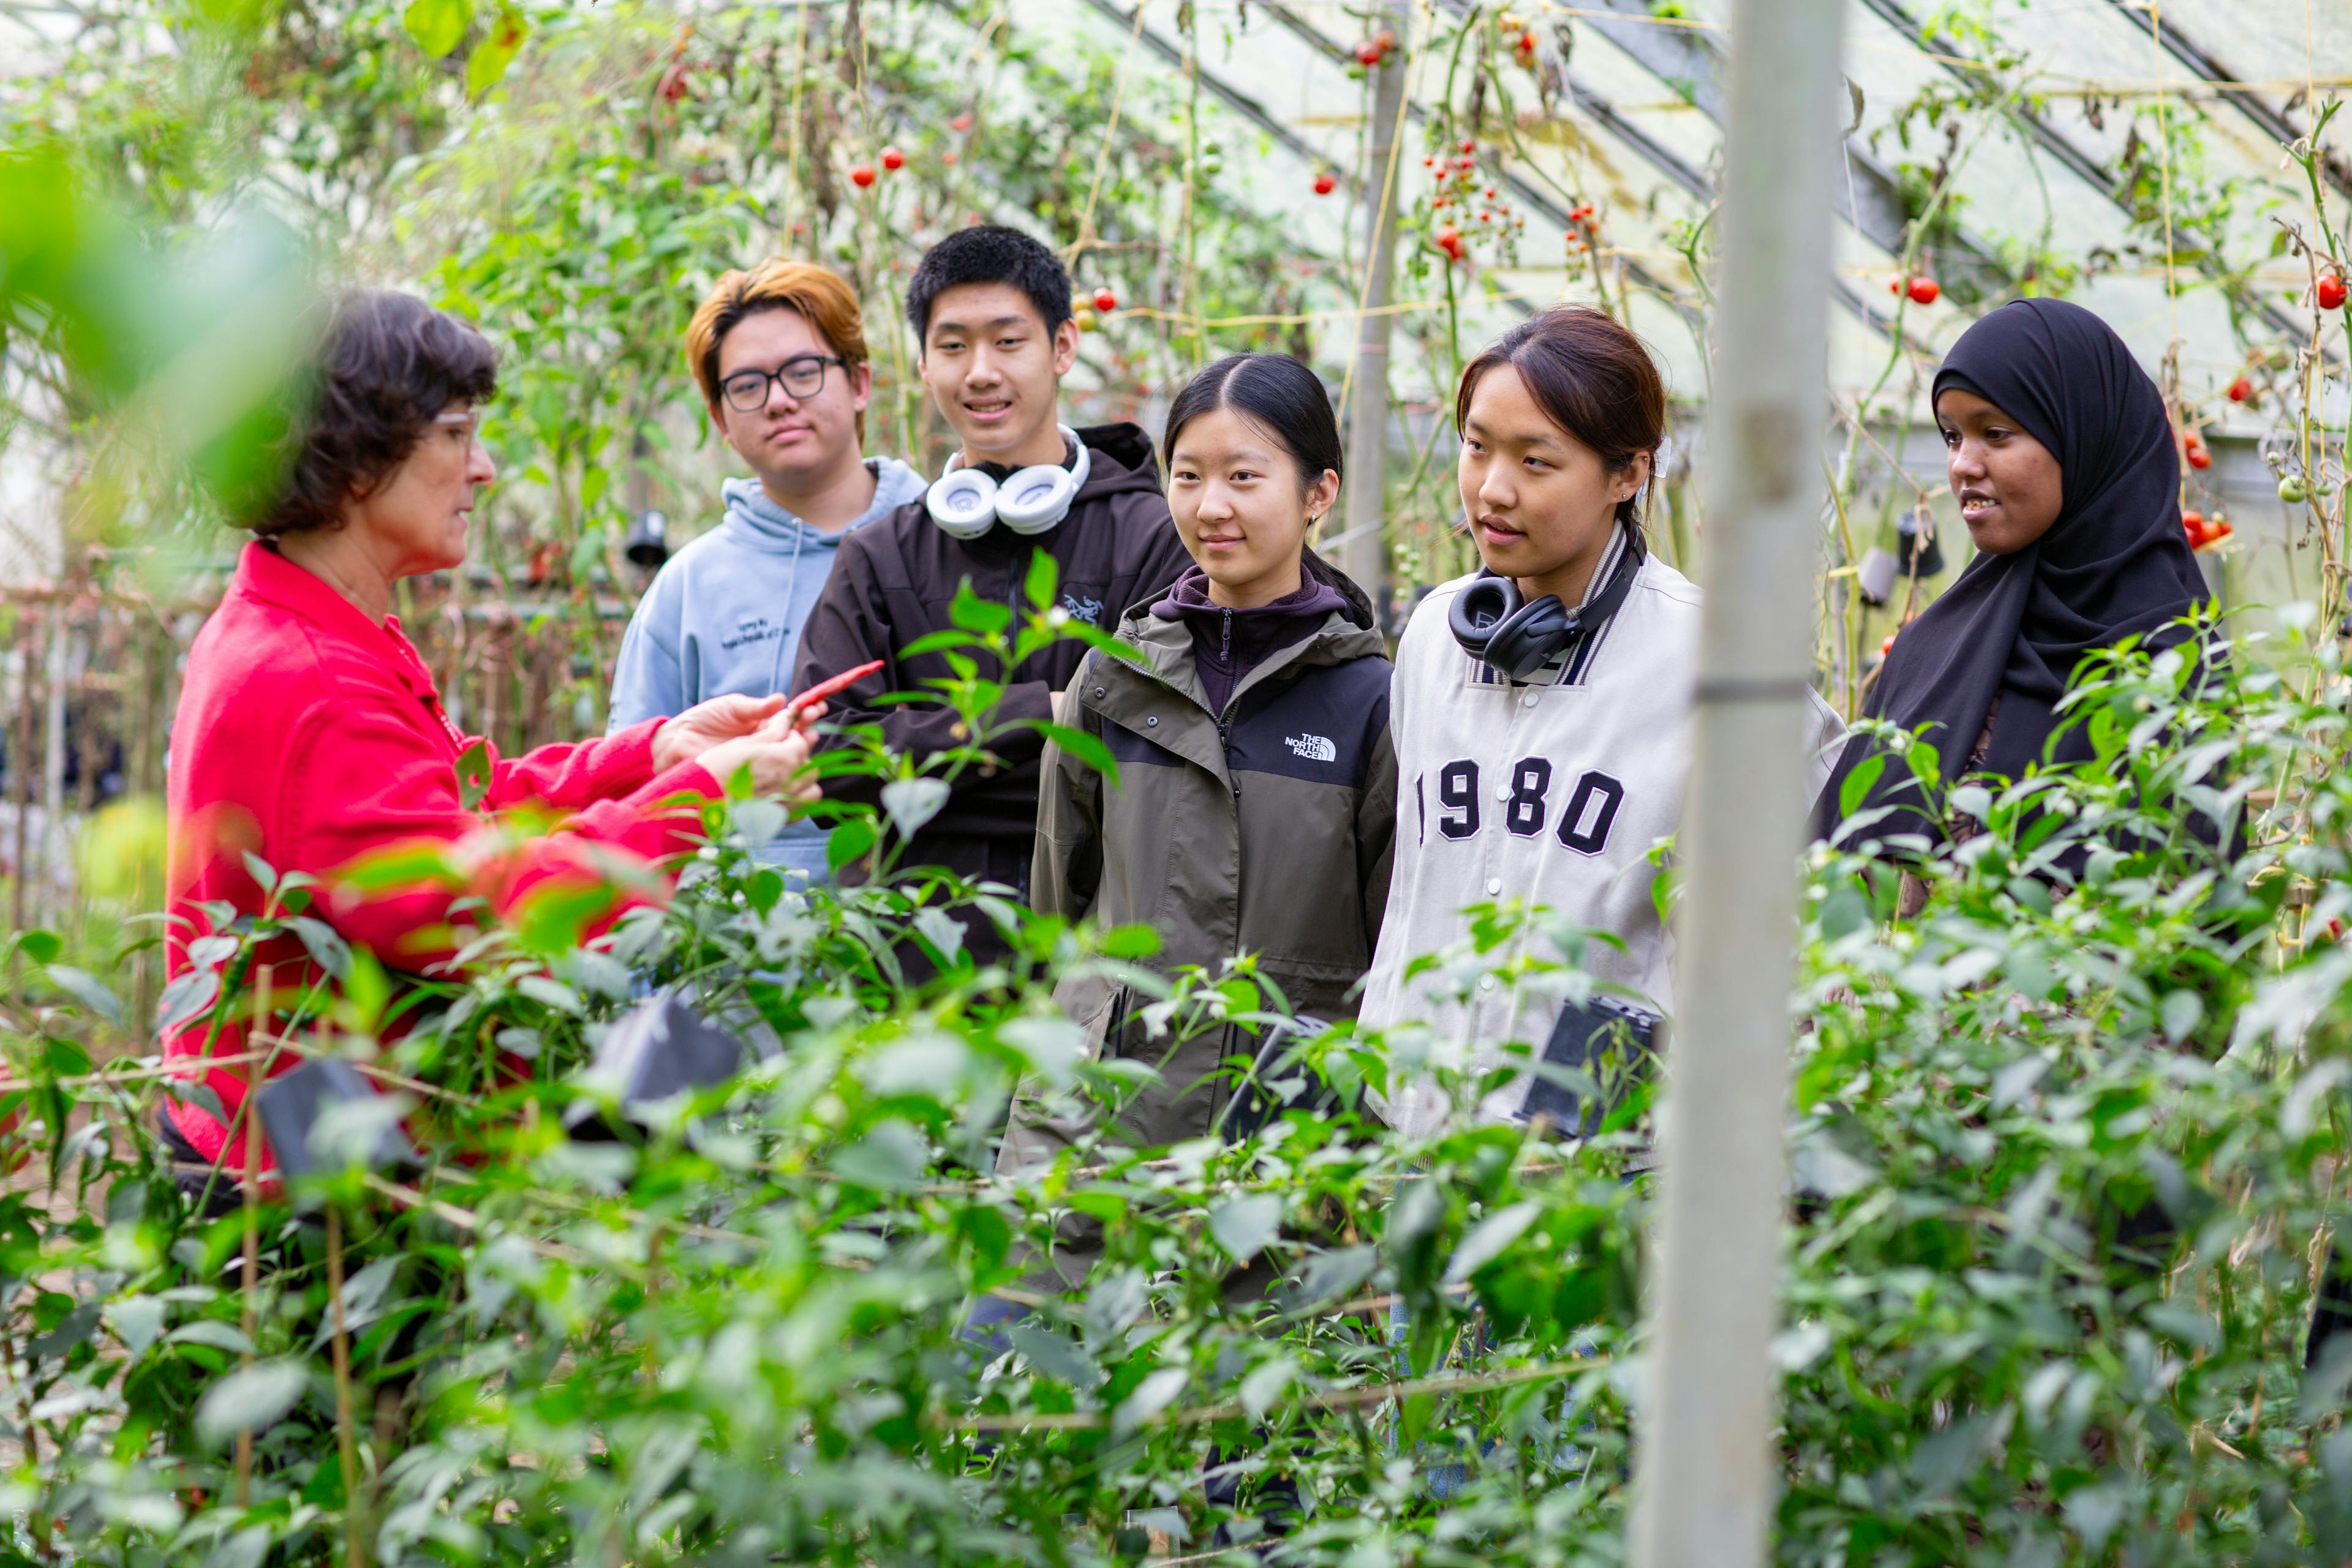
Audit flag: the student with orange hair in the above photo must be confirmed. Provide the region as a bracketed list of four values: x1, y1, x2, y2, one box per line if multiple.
[609, 259, 927, 879]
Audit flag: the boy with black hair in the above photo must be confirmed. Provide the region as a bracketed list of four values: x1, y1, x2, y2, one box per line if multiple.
[793, 224, 1193, 962]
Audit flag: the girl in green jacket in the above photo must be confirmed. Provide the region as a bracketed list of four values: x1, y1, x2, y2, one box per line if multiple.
[1006, 352, 1398, 1207]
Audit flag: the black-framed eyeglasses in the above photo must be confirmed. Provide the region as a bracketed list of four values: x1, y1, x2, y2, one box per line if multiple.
[720, 356, 846, 412]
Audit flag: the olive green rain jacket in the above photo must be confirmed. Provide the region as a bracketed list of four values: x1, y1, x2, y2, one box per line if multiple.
[1005, 567, 1398, 1185]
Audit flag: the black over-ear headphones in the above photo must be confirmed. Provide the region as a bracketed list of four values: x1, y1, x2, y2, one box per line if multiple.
[1449, 529, 1647, 682]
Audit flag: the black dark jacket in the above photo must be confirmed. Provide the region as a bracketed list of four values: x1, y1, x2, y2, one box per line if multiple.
[791, 421, 1194, 895]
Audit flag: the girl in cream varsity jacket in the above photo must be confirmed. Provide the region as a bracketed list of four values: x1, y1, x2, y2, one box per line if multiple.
[1359, 306, 1843, 1137]
[1356, 537, 1843, 1135]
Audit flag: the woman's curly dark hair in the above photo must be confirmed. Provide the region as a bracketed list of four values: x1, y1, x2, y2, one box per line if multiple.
[255, 290, 499, 537]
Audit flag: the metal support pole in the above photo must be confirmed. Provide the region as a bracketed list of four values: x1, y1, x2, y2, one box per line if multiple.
[1628, 0, 1845, 1565]
[1338, 0, 1410, 618]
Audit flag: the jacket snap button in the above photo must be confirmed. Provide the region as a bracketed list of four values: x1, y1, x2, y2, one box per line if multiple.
[1493, 782, 1510, 802]
[1486, 877, 1502, 895]
[1146, 716, 1159, 726]
[1522, 692, 1539, 708]
[1094, 687, 1106, 698]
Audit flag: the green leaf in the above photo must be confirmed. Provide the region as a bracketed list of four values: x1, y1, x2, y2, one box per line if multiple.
[168, 1320, 257, 1355]
[880, 777, 952, 839]
[1819, 886, 1869, 939]
[45, 966, 123, 1027]
[514, 974, 584, 1016]
[288, 916, 352, 982]
[1278, 1245, 1377, 1314]
[337, 842, 466, 892]
[15, 930, 61, 965]
[1009, 1323, 1102, 1388]
[1036, 721, 1118, 783]
[901, 629, 984, 660]
[402, 0, 470, 58]
[1444, 1200, 1539, 1284]
[827, 820, 878, 872]
[1208, 1193, 1283, 1263]
[948, 581, 1012, 636]
[107, 1297, 166, 1358]
[1112, 1366, 1188, 1436]
[1024, 548, 1059, 609]
[1837, 752, 1885, 824]
[156, 967, 221, 1035]
[829, 1120, 929, 1191]
[340, 948, 390, 1034]
[455, 738, 493, 811]
[1239, 1355, 1295, 1418]
[195, 1360, 307, 1447]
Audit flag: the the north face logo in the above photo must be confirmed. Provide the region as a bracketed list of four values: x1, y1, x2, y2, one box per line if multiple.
[1286, 733, 1337, 763]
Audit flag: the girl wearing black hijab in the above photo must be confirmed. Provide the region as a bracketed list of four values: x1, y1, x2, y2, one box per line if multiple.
[1817, 298, 2212, 851]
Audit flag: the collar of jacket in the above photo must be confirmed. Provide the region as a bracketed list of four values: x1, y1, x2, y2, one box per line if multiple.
[1083, 603, 1384, 782]
[233, 540, 440, 702]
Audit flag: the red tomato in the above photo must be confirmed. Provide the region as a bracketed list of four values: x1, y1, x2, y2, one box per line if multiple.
[850, 164, 876, 188]
[2226, 374, 2253, 402]
[880, 146, 905, 172]
[1907, 276, 1940, 306]
[1313, 172, 1337, 195]
[2321, 271, 2348, 311]
[1460, 138, 1476, 154]
[1093, 287, 1118, 313]
[951, 113, 974, 132]
[2185, 442, 2211, 470]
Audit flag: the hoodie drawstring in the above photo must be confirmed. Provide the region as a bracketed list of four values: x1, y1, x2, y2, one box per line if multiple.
[764, 525, 809, 698]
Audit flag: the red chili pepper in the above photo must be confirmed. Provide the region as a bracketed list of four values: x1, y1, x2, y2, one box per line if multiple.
[787, 659, 885, 715]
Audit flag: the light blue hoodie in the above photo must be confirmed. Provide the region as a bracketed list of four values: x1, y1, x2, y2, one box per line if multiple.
[608, 456, 929, 879]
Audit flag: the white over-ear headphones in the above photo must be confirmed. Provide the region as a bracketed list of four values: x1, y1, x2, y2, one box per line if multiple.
[924, 424, 1093, 540]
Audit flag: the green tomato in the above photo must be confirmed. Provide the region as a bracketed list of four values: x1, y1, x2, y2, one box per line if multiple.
[2280, 474, 2310, 504]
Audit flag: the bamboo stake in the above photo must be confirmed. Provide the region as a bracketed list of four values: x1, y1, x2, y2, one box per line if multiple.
[1335, 0, 1412, 616]
[233, 965, 270, 1509]
[10, 610, 36, 944]
[326, 1205, 364, 1568]
[1627, 1, 1845, 1566]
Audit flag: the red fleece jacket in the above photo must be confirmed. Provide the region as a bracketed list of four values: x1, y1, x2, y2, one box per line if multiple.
[163, 541, 720, 1164]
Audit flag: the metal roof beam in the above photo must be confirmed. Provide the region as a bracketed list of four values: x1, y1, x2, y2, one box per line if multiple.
[1855, 0, 2318, 353]
[2098, 0, 2352, 208]
[1568, 0, 2010, 303]
[1378, 0, 1928, 341]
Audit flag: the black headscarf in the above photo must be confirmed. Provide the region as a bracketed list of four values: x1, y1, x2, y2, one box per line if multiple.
[1815, 298, 2211, 846]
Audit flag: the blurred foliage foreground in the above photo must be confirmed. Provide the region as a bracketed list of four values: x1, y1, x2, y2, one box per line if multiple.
[8, 583, 2352, 1568]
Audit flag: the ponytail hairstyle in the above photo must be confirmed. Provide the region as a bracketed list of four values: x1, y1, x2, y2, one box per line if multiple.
[1454, 306, 1665, 532]
[1163, 353, 1344, 500]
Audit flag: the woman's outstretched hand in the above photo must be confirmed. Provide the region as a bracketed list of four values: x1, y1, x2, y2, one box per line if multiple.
[652, 692, 791, 774]
[682, 700, 828, 805]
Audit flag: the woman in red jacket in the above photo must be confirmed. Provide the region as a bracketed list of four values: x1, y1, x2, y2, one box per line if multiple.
[163, 290, 823, 1169]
